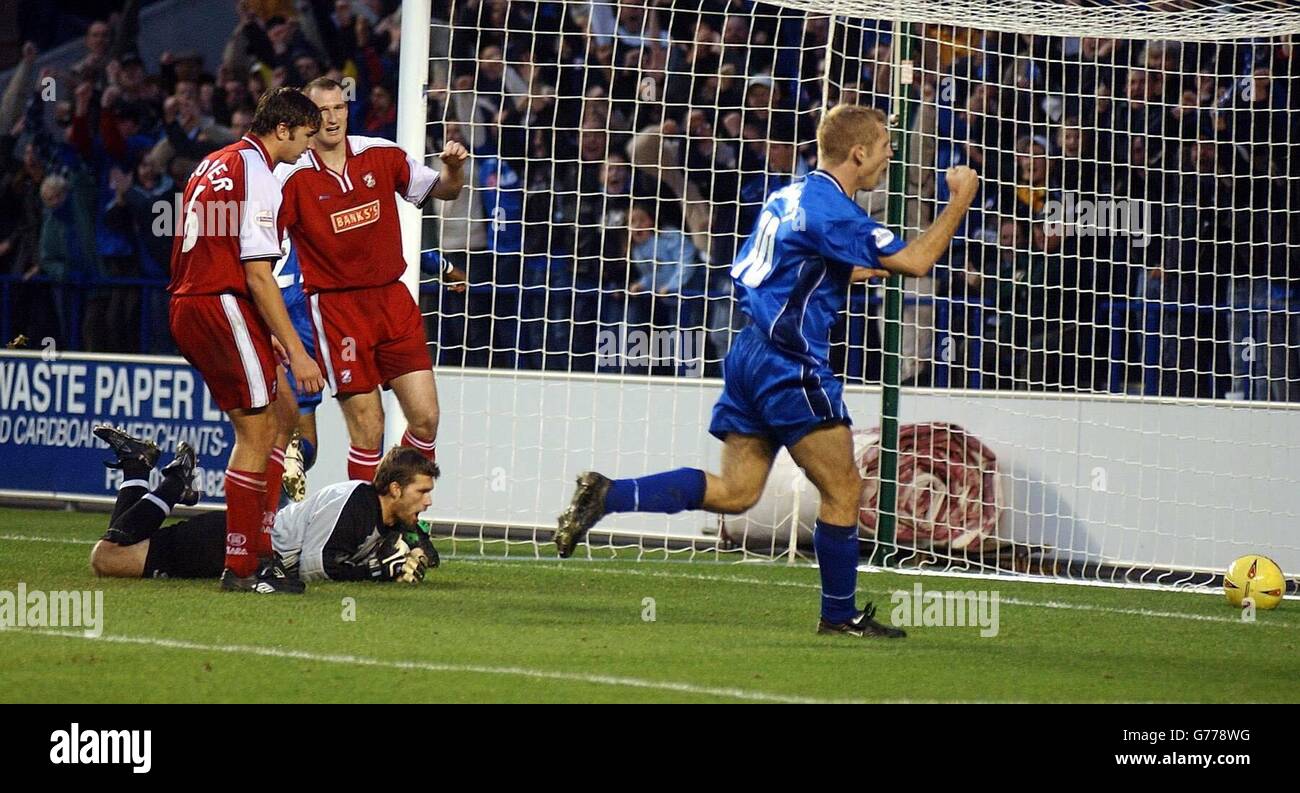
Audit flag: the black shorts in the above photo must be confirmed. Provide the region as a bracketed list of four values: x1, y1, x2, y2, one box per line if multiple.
[142, 511, 228, 579]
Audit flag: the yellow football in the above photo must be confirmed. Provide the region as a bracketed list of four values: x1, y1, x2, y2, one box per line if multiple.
[1224, 555, 1286, 610]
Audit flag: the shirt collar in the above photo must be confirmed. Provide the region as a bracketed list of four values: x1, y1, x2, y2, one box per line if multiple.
[808, 169, 848, 195]
[241, 135, 274, 169]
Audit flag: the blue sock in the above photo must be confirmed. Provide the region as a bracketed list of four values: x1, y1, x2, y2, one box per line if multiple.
[814, 519, 859, 623]
[300, 438, 317, 472]
[604, 468, 706, 514]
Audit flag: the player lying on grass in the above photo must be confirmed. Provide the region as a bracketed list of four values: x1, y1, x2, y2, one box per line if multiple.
[89, 427, 439, 587]
[558, 105, 980, 639]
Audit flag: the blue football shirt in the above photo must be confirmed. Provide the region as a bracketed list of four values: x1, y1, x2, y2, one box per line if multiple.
[730, 169, 906, 368]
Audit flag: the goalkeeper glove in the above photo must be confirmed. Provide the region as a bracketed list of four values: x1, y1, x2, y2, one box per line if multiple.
[372, 534, 411, 581]
[402, 523, 441, 570]
[396, 547, 431, 584]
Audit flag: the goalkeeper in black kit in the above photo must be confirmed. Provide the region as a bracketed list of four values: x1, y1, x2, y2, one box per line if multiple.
[88, 426, 439, 590]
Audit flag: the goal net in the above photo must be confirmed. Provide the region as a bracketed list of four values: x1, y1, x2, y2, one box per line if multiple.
[402, 0, 1300, 593]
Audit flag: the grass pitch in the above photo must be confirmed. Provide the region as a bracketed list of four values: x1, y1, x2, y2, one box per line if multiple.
[0, 507, 1296, 703]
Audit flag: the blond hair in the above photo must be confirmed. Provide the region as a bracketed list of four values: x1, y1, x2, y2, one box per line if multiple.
[39, 174, 69, 206]
[817, 104, 887, 166]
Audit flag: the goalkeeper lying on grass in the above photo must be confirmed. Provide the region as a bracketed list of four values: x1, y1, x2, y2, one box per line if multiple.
[89, 427, 438, 587]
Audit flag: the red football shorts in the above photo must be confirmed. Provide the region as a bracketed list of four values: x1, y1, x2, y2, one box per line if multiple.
[308, 281, 432, 395]
[169, 293, 278, 412]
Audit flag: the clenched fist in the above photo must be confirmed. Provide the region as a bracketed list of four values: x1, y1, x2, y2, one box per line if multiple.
[439, 140, 469, 165]
[945, 166, 980, 202]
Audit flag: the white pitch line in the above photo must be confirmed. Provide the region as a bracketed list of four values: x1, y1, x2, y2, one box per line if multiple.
[995, 597, 1291, 626]
[2, 628, 873, 704]
[460, 559, 1300, 629]
[0, 534, 95, 545]
[2, 535, 1293, 629]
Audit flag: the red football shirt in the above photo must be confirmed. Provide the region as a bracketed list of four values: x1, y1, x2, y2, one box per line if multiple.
[275, 135, 439, 293]
[168, 135, 284, 296]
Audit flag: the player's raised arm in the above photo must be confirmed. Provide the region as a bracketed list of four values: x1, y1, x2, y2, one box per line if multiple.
[427, 140, 468, 202]
[806, 107, 972, 281]
[878, 165, 980, 277]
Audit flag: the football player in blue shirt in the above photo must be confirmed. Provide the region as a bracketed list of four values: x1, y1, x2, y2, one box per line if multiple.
[270, 238, 322, 502]
[556, 105, 980, 639]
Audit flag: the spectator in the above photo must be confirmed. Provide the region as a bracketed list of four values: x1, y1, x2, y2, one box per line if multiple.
[1151, 138, 1232, 398]
[957, 83, 1012, 227]
[1053, 116, 1095, 195]
[1008, 134, 1056, 220]
[71, 21, 113, 85]
[625, 202, 702, 297]
[1026, 219, 1082, 390]
[1, 43, 40, 136]
[609, 202, 703, 374]
[105, 156, 179, 353]
[112, 53, 158, 109]
[555, 153, 632, 372]
[37, 171, 101, 349]
[363, 82, 397, 139]
[974, 220, 1028, 388]
[473, 152, 526, 368]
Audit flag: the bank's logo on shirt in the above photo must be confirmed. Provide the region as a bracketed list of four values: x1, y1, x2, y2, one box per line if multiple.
[330, 200, 381, 233]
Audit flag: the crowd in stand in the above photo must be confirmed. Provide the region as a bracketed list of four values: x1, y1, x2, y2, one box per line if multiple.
[2, 1, 1298, 400]
[1, 0, 408, 353]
